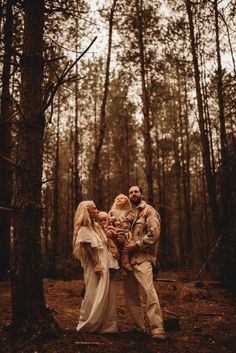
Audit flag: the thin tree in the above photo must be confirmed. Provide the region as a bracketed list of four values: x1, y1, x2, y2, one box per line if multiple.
[135, 0, 154, 204]
[185, 0, 220, 235]
[91, 0, 117, 207]
[0, 0, 13, 280]
[48, 94, 60, 276]
[73, 6, 82, 214]
[214, 0, 232, 229]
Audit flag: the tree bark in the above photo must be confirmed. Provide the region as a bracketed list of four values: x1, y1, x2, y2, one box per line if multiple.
[11, 0, 58, 337]
[0, 0, 13, 281]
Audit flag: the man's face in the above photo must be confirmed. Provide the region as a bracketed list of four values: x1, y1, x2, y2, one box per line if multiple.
[129, 186, 142, 205]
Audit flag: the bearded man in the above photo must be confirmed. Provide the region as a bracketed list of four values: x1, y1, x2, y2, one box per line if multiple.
[124, 185, 165, 341]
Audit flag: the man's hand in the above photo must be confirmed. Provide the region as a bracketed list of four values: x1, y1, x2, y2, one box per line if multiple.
[124, 241, 139, 253]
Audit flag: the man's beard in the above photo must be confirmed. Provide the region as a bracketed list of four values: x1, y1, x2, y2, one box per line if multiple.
[130, 197, 142, 206]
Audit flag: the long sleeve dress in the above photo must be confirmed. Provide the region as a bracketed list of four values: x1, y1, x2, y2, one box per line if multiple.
[73, 223, 117, 333]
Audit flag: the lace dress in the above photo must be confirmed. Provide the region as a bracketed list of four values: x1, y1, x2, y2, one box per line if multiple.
[73, 223, 117, 333]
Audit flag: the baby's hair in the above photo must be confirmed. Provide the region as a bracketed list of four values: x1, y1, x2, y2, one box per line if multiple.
[97, 211, 109, 220]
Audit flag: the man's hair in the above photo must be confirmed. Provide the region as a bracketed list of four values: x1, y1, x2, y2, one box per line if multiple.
[129, 185, 143, 194]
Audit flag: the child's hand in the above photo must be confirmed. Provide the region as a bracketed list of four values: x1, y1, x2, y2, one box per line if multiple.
[126, 214, 132, 222]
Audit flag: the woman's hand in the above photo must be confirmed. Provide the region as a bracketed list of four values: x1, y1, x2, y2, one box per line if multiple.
[94, 263, 103, 276]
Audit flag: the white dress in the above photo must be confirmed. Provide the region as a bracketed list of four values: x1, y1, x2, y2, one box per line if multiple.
[73, 223, 117, 333]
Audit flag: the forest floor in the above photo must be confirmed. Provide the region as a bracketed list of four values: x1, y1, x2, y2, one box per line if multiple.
[0, 271, 236, 353]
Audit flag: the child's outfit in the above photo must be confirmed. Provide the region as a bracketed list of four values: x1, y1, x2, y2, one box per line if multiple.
[109, 209, 134, 273]
[101, 224, 119, 270]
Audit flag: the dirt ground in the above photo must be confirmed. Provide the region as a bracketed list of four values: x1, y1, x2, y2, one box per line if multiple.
[0, 271, 236, 353]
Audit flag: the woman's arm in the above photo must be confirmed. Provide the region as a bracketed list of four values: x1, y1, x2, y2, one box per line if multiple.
[81, 242, 103, 275]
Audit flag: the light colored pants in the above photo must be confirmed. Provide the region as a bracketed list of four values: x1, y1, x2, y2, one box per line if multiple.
[123, 260, 164, 335]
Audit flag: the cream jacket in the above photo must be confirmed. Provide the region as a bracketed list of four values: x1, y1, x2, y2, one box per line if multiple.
[129, 200, 161, 266]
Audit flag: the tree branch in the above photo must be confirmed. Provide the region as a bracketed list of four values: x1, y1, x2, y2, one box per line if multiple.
[0, 152, 17, 166]
[42, 177, 55, 184]
[42, 36, 97, 114]
[0, 206, 13, 212]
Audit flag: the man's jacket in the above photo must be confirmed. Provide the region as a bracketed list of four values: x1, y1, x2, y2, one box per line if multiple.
[129, 200, 161, 267]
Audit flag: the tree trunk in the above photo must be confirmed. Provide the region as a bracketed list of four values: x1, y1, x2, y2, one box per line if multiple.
[171, 99, 182, 266]
[214, 0, 232, 230]
[91, 0, 117, 208]
[0, 0, 13, 281]
[185, 0, 220, 235]
[183, 75, 192, 263]
[73, 6, 82, 214]
[11, 0, 58, 337]
[49, 96, 60, 276]
[135, 0, 153, 204]
[43, 184, 50, 272]
[124, 114, 130, 192]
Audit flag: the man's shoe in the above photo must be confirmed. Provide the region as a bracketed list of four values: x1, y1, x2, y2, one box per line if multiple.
[135, 327, 145, 333]
[152, 332, 166, 341]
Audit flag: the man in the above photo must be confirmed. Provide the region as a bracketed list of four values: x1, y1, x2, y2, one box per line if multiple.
[124, 185, 165, 341]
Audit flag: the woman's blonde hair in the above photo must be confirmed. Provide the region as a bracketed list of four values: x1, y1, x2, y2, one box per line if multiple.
[110, 193, 131, 211]
[72, 200, 96, 249]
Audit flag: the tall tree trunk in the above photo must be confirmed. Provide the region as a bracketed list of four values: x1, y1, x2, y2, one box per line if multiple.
[214, 0, 232, 230]
[91, 0, 117, 208]
[11, 0, 58, 336]
[135, 0, 153, 204]
[185, 0, 220, 235]
[73, 7, 82, 214]
[124, 114, 130, 192]
[183, 75, 192, 263]
[159, 144, 168, 268]
[65, 166, 73, 259]
[219, 9, 236, 78]
[0, 0, 13, 281]
[49, 96, 60, 276]
[43, 184, 50, 272]
[171, 99, 181, 266]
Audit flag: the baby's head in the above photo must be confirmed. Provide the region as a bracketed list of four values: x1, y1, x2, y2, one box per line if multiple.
[97, 211, 109, 228]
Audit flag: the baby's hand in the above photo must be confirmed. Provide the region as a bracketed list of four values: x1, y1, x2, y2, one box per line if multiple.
[94, 263, 103, 275]
[106, 229, 113, 238]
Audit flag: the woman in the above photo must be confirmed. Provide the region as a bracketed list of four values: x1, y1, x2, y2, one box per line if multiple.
[73, 200, 117, 333]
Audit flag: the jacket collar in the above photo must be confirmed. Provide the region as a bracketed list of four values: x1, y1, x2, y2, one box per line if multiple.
[132, 200, 146, 211]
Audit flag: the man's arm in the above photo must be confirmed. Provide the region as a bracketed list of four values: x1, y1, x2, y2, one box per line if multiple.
[141, 206, 160, 248]
[125, 206, 160, 252]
